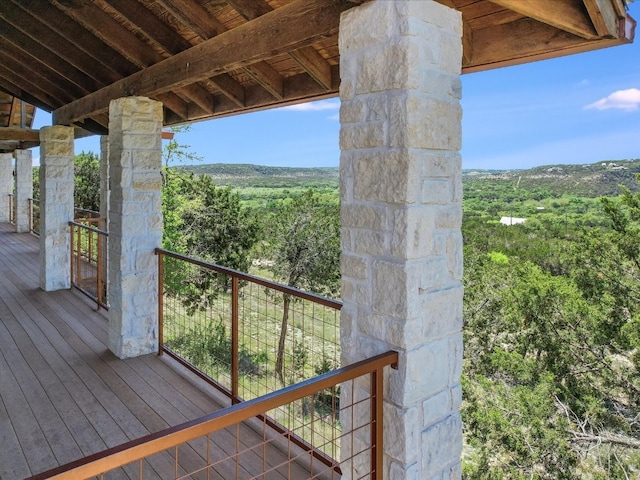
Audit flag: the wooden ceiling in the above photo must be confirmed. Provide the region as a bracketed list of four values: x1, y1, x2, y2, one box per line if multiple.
[0, 0, 635, 143]
[0, 92, 37, 153]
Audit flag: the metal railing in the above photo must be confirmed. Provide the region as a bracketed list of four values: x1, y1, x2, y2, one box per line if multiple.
[8, 193, 15, 224]
[69, 219, 108, 309]
[156, 248, 342, 461]
[26, 350, 398, 480]
[28, 198, 40, 235]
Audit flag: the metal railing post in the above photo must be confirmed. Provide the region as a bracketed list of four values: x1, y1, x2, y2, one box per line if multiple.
[157, 249, 164, 356]
[371, 366, 384, 479]
[231, 276, 239, 403]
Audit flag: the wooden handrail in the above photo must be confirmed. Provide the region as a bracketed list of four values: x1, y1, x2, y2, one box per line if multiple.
[26, 351, 398, 480]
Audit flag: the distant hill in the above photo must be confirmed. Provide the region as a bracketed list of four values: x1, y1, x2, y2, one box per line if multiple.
[181, 159, 640, 197]
[464, 159, 640, 197]
[180, 163, 339, 188]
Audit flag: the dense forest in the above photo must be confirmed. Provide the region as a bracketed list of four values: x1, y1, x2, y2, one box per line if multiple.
[57, 149, 640, 479]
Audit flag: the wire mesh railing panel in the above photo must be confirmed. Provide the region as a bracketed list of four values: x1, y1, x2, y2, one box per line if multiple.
[162, 255, 234, 392]
[25, 352, 398, 480]
[158, 249, 342, 459]
[8, 193, 15, 224]
[29, 198, 40, 235]
[70, 220, 108, 309]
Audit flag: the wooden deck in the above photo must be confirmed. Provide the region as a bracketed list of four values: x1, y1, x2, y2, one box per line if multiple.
[0, 223, 331, 479]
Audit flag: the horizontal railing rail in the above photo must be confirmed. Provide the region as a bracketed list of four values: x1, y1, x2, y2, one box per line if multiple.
[69, 220, 108, 310]
[73, 206, 101, 219]
[26, 350, 398, 480]
[155, 247, 343, 464]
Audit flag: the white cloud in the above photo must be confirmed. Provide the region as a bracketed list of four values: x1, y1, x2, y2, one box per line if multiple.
[584, 88, 640, 112]
[282, 99, 340, 112]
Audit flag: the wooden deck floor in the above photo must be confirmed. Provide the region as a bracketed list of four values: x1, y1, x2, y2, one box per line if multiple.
[0, 223, 333, 480]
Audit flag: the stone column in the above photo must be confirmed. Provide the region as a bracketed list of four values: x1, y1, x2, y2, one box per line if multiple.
[39, 126, 75, 291]
[107, 96, 163, 359]
[0, 153, 12, 223]
[14, 149, 33, 233]
[339, 1, 463, 479]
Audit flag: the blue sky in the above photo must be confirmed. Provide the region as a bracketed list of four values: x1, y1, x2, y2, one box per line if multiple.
[33, 4, 639, 171]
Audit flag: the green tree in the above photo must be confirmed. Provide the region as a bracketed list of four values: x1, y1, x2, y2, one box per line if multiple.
[74, 151, 100, 211]
[266, 190, 340, 382]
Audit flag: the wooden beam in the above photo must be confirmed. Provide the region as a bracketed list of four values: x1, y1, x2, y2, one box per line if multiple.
[155, 0, 227, 38]
[0, 22, 101, 95]
[0, 56, 68, 109]
[0, 128, 39, 143]
[53, 0, 162, 68]
[583, 0, 619, 37]
[466, 16, 631, 73]
[180, 84, 217, 113]
[462, 21, 474, 66]
[206, 75, 245, 108]
[165, 66, 339, 124]
[53, 0, 351, 126]
[490, 0, 598, 39]
[0, 78, 52, 113]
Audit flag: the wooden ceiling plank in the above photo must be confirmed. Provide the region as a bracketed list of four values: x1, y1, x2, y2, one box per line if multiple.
[52, 0, 162, 68]
[0, 22, 102, 94]
[583, 0, 619, 37]
[288, 46, 332, 90]
[53, 0, 350, 126]
[155, 0, 227, 38]
[226, 0, 272, 20]
[10, 0, 139, 78]
[0, 128, 40, 143]
[106, 0, 193, 53]
[243, 62, 284, 100]
[490, 0, 599, 39]
[8, 98, 17, 130]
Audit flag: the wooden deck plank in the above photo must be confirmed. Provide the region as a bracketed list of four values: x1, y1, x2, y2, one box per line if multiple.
[0, 225, 335, 479]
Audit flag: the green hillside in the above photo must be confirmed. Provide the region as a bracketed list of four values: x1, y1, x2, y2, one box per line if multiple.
[181, 159, 640, 199]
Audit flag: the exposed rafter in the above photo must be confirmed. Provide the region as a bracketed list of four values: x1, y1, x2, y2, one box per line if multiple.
[490, 0, 599, 39]
[53, 0, 350, 126]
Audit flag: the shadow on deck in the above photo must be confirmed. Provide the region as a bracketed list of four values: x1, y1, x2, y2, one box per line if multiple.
[0, 223, 330, 479]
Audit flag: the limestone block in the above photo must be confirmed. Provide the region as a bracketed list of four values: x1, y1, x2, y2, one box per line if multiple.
[341, 253, 368, 280]
[394, 1, 463, 37]
[421, 414, 463, 476]
[388, 339, 450, 405]
[341, 203, 387, 230]
[352, 150, 422, 204]
[388, 206, 436, 260]
[352, 229, 388, 256]
[420, 287, 463, 340]
[434, 204, 462, 229]
[339, 1, 395, 53]
[422, 179, 453, 205]
[422, 389, 451, 428]
[339, 121, 386, 150]
[384, 403, 420, 463]
[389, 93, 462, 151]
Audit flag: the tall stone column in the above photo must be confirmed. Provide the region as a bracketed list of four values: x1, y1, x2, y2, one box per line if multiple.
[339, 1, 463, 478]
[108, 96, 163, 359]
[39, 126, 75, 291]
[0, 153, 12, 223]
[14, 149, 33, 233]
